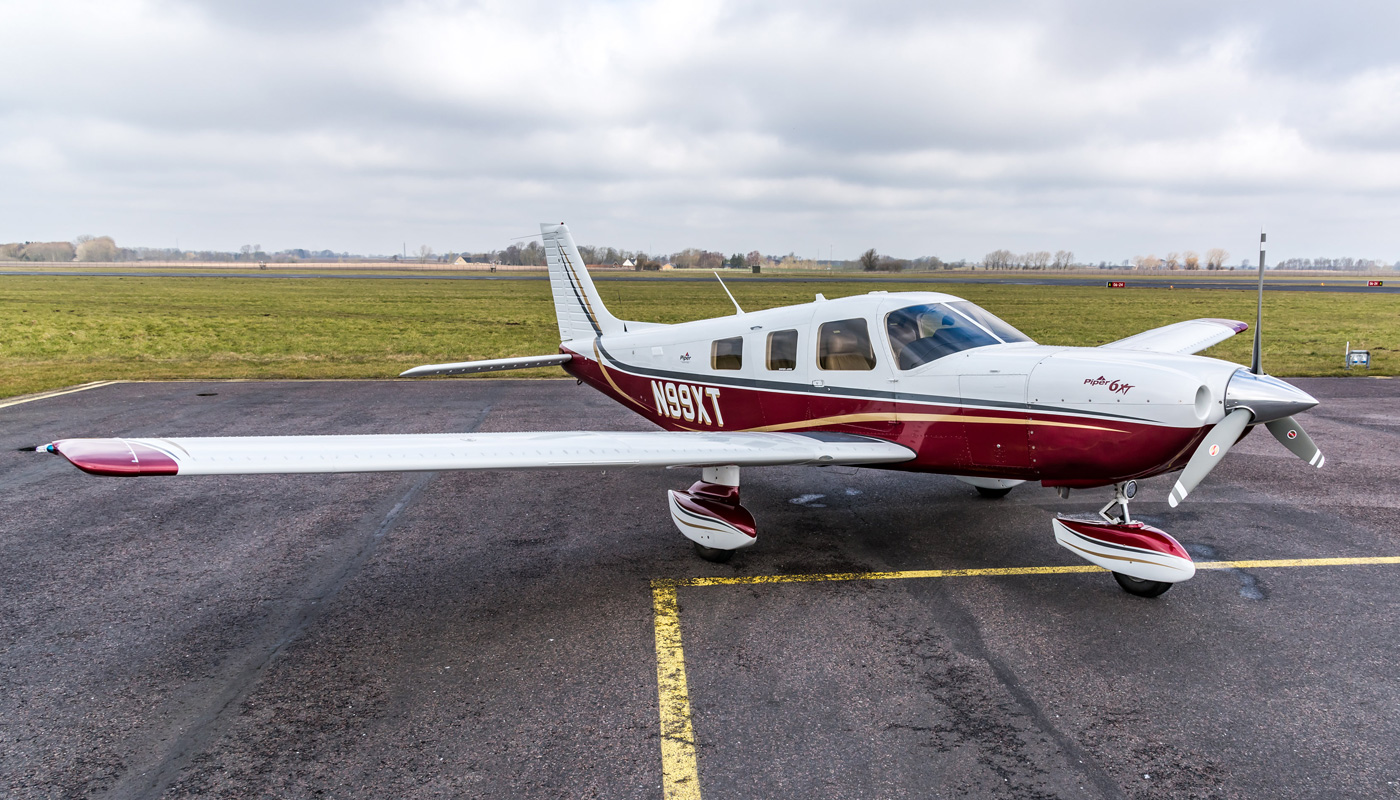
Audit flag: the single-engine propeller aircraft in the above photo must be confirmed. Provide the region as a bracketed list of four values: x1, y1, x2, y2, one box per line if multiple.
[42, 224, 1324, 597]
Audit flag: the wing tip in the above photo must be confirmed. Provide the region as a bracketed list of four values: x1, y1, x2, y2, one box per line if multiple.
[50, 439, 180, 477]
[1200, 318, 1250, 334]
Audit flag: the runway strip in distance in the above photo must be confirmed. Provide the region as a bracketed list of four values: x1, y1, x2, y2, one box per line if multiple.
[3, 270, 1396, 292]
[650, 556, 1400, 800]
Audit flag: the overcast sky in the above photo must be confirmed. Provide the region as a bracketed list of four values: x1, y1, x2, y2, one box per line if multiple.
[3, 0, 1399, 262]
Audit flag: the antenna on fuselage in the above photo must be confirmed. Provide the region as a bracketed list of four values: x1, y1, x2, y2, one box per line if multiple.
[1251, 230, 1266, 375]
[714, 271, 744, 315]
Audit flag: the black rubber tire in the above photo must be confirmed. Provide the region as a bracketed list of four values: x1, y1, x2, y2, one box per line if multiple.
[1113, 572, 1172, 598]
[974, 485, 1013, 499]
[693, 542, 736, 563]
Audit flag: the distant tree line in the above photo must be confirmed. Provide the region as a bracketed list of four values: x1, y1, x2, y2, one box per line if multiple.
[1274, 256, 1391, 271]
[982, 250, 1076, 270]
[1125, 249, 1231, 270]
[6, 235, 1396, 272]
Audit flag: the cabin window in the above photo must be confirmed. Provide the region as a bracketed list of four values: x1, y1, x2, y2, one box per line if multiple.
[766, 329, 798, 371]
[711, 336, 743, 370]
[817, 319, 876, 370]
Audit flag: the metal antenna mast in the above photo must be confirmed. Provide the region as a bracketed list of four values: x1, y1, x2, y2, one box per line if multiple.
[1251, 231, 1266, 375]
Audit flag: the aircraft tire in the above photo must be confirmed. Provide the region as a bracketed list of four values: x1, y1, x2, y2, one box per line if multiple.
[974, 485, 1013, 499]
[693, 542, 736, 563]
[1113, 572, 1172, 598]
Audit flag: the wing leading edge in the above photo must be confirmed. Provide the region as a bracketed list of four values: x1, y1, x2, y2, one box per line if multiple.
[1100, 318, 1248, 356]
[46, 431, 915, 477]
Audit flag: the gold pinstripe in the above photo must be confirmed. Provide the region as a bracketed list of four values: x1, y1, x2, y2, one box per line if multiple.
[749, 412, 1125, 434]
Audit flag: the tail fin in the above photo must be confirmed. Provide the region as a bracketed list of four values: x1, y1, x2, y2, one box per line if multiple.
[541, 222, 624, 342]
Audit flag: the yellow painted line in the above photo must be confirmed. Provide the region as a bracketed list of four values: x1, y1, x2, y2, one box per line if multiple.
[663, 564, 1100, 588]
[0, 380, 123, 410]
[652, 582, 701, 800]
[660, 557, 1400, 589]
[650, 554, 1400, 796]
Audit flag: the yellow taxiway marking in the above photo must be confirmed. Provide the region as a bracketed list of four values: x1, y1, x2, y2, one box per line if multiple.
[0, 380, 123, 410]
[652, 582, 701, 800]
[650, 555, 1400, 798]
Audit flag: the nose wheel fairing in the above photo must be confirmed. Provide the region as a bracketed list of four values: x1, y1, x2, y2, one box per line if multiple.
[1052, 516, 1196, 585]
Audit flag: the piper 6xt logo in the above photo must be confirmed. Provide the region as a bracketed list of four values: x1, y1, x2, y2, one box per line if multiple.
[651, 380, 724, 426]
[1084, 376, 1134, 395]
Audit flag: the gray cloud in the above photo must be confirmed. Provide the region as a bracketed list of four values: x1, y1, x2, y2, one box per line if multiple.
[2, 0, 1398, 263]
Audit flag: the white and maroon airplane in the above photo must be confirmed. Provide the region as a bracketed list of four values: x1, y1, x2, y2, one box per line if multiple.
[43, 224, 1323, 597]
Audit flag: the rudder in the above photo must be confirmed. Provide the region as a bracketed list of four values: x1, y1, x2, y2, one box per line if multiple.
[541, 222, 624, 342]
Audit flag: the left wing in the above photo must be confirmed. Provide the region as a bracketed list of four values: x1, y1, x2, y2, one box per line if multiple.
[1100, 318, 1248, 356]
[45, 431, 915, 477]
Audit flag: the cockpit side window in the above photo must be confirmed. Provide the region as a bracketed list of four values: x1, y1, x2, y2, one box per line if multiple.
[886, 303, 1005, 370]
[817, 318, 876, 370]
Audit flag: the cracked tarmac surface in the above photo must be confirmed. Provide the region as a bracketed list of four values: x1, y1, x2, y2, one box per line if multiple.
[2, 378, 1397, 799]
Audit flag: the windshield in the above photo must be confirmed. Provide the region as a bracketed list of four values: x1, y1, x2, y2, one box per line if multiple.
[946, 301, 1032, 345]
[885, 302, 1032, 370]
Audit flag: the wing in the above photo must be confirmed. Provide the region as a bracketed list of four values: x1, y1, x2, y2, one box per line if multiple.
[45, 431, 915, 477]
[1100, 318, 1248, 356]
[399, 353, 572, 377]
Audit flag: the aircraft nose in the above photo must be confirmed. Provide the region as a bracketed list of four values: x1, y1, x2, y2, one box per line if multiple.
[1224, 369, 1318, 423]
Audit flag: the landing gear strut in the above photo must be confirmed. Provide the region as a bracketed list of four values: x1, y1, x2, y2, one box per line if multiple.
[1098, 479, 1138, 524]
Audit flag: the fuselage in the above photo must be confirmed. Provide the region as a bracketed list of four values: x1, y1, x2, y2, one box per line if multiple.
[561, 290, 1243, 488]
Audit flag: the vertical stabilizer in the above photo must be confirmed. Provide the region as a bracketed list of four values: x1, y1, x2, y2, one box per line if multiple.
[541, 223, 624, 341]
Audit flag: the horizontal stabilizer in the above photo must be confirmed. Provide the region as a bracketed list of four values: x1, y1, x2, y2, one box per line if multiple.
[46, 431, 915, 477]
[1101, 318, 1248, 356]
[400, 353, 572, 377]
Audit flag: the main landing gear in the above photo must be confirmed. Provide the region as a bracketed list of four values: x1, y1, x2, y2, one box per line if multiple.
[955, 476, 1025, 500]
[1051, 479, 1197, 598]
[667, 465, 756, 563]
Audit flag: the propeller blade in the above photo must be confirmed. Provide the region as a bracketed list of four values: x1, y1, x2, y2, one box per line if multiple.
[1169, 408, 1253, 508]
[1265, 417, 1325, 468]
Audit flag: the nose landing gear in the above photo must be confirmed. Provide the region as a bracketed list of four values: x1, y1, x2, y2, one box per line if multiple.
[1053, 480, 1195, 597]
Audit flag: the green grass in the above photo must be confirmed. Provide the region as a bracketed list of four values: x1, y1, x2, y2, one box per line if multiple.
[0, 275, 1393, 399]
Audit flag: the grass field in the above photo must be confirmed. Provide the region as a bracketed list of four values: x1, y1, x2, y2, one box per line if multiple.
[0, 275, 1393, 400]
